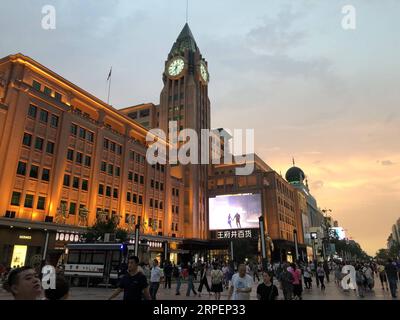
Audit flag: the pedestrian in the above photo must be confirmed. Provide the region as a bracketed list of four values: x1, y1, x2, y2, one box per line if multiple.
[385, 258, 398, 298]
[288, 263, 302, 300]
[44, 275, 70, 300]
[323, 260, 330, 283]
[355, 265, 366, 298]
[149, 259, 163, 300]
[3, 266, 43, 300]
[186, 262, 197, 296]
[303, 265, 312, 289]
[377, 263, 388, 291]
[173, 263, 182, 295]
[197, 263, 211, 297]
[252, 262, 260, 283]
[228, 264, 253, 300]
[257, 271, 279, 301]
[278, 263, 294, 300]
[362, 264, 374, 290]
[108, 256, 150, 300]
[222, 263, 229, 289]
[210, 264, 224, 300]
[317, 263, 326, 291]
[164, 261, 173, 289]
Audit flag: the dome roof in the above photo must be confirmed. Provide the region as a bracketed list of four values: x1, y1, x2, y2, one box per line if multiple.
[285, 166, 305, 183]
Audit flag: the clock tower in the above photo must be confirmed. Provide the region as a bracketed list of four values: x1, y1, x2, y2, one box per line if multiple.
[159, 23, 210, 239]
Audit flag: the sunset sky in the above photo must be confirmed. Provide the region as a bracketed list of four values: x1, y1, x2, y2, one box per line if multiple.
[1, 0, 399, 255]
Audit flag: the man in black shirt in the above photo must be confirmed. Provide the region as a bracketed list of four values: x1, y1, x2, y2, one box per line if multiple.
[257, 271, 278, 301]
[109, 256, 151, 301]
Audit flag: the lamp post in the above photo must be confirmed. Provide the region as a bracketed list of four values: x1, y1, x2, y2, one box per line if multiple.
[259, 216, 268, 270]
[293, 229, 299, 263]
[134, 221, 140, 257]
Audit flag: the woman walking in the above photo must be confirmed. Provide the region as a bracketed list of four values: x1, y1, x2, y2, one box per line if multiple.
[317, 263, 326, 291]
[210, 264, 224, 300]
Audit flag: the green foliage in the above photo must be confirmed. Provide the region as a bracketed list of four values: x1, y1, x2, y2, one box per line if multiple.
[375, 243, 400, 261]
[83, 219, 128, 243]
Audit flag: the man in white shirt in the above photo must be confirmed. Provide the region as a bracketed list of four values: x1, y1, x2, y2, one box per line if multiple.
[228, 264, 253, 300]
[149, 259, 163, 300]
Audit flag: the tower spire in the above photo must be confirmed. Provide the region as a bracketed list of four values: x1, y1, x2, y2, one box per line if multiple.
[292, 157, 295, 166]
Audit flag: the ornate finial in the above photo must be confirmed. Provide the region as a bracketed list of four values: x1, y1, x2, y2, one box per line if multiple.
[292, 157, 295, 166]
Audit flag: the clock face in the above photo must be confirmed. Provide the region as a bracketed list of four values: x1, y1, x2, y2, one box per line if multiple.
[200, 63, 209, 83]
[168, 58, 185, 77]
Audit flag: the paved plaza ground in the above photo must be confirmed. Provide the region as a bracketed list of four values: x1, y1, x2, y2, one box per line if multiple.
[0, 273, 398, 300]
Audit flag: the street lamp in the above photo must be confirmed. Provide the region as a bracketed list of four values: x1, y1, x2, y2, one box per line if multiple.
[259, 216, 268, 270]
[293, 229, 299, 262]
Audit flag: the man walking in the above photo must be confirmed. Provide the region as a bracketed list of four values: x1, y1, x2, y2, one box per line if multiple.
[173, 263, 182, 295]
[186, 262, 197, 296]
[164, 261, 173, 289]
[385, 258, 398, 298]
[149, 259, 163, 300]
[228, 264, 253, 300]
[109, 256, 151, 301]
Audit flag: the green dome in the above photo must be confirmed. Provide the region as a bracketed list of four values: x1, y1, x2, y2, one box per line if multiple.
[285, 166, 305, 183]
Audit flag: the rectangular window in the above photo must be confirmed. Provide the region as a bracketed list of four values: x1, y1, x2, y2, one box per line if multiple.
[136, 154, 140, 163]
[128, 171, 133, 181]
[101, 161, 107, 172]
[117, 145, 122, 155]
[160, 183, 164, 191]
[50, 115, 59, 128]
[110, 142, 116, 152]
[35, 137, 44, 151]
[113, 188, 118, 198]
[46, 141, 55, 154]
[67, 149, 74, 161]
[39, 110, 48, 123]
[24, 194, 34, 208]
[172, 188, 175, 196]
[37, 196, 46, 210]
[159, 202, 163, 210]
[69, 202, 76, 215]
[106, 186, 111, 197]
[149, 198, 153, 207]
[79, 127, 86, 139]
[11, 192, 21, 206]
[70, 124, 78, 136]
[17, 161, 26, 175]
[172, 205, 175, 213]
[54, 92, 62, 101]
[138, 195, 143, 205]
[103, 138, 109, 149]
[98, 184, 104, 195]
[63, 174, 70, 187]
[151, 179, 154, 188]
[84, 156, 91, 167]
[140, 175, 144, 184]
[86, 131, 94, 142]
[133, 193, 137, 203]
[175, 224, 178, 231]
[115, 167, 120, 177]
[156, 163, 160, 171]
[72, 177, 80, 189]
[108, 164, 113, 175]
[159, 220, 162, 229]
[155, 200, 158, 209]
[139, 109, 150, 117]
[134, 173, 138, 183]
[129, 151, 135, 160]
[126, 192, 131, 202]
[176, 206, 179, 214]
[28, 104, 37, 118]
[155, 181, 159, 189]
[129, 111, 137, 119]
[22, 133, 32, 147]
[176, 189, 179, 197]
[43, 86, 52, 96]
[76, 152, 83, 164]
[41, 168, 50, 181]
[32, 80, 41, 91]
[29, 165, 39, 179]
[82, 179, 88, 191]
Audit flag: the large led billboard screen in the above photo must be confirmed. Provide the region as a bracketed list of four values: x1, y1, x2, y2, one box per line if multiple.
[209, 193, 262, 230]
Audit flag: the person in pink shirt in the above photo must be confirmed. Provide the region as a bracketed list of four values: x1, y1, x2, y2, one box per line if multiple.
[288, 263, 303, 300]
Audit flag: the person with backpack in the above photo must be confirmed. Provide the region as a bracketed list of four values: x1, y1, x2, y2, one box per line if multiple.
[211, 263, 224, 300]
[278, 263, 294, 300]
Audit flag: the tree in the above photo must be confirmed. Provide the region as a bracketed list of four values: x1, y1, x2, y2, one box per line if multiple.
[83, 218, 127, 243]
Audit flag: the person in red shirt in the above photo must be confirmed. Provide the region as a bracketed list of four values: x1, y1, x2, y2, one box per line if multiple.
[288, 263, 302, 300]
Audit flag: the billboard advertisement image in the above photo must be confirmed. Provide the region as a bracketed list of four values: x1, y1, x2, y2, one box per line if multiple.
[209, 193, 262, 230]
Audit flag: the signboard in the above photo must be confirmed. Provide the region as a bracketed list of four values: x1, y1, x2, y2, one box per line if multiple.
[209, 193, 262, 230]
[211, 229, 259, 240]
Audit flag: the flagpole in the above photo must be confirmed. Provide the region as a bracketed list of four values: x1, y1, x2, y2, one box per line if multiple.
[107, 67, 112, 105]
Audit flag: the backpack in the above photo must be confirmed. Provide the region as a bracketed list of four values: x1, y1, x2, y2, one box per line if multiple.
[173, 266, 180, 278]
[211, 270, 223, 285]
